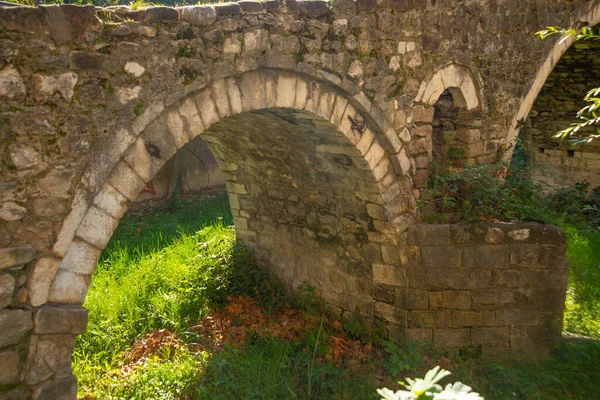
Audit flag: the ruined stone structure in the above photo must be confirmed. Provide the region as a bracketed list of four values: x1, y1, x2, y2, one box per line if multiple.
[0, 0, 598, 398]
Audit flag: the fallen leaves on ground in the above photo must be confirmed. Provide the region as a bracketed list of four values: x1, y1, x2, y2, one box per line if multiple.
[121, 328, 183, 374]
[190, 295, 379, 371]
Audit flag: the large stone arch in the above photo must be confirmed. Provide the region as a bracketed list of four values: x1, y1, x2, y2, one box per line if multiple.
[504, 1, 600, 160]
[44, 68, 415, 303]
[19, 69, 417, 397]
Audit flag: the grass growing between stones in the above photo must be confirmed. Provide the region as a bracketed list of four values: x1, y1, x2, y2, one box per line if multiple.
[74, 193, 600, 400]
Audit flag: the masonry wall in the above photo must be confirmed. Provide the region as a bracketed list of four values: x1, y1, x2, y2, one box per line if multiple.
[0, 0, 591, 398]
[401, 222, 568, 359]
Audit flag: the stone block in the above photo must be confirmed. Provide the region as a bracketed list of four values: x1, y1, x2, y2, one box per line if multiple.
[451, 311, 483, 327]
[411, 125, 433, 138]
[471, 290, 515, 306]
[178, 5, 216, 26]
[214, 2, 242, 15]
[32, 374, 78, 400]
[410, 105, 434, 123]
[211, 79, 232, 118]
[384, 128, 403, 154]
[142, 117, 178, 164]
[139, 6, 179, 22]
[396, 289, 429, 310]
[471, 327, 510, 346]
[366, 204, 386, 220]
[317, 90, 336, 121]
[433, 328, 470, 348]
[507, 228, 530, 241]
[47, 269, 89, 305]
[408, 310, 450, 328]
[372, 264, 405, 286]
[59, 240, 101, 276]
[365, 140, 386, 170]
[276, 75, 297, 109]
[492, 269, 532, 288]
[420, 246, 461, 269]
[534, 270, 569, 290]
[166, 111, 187, 148]
[28, 257, 61, 307]
[455, 129, 481, 144]
[70, 51, 108, 70]
[0, 247, 36, 270]
[372, 284, 395, 303]
[405, 327, 433, 342]
[195, 89, 221, 128]
[26, 334, 76, 384]
[407, 224, 451, 246]
[381, 245, 401, 265]
[75, 206, 118, 250]
[510, 244, 567, 268]
[0, 273, 15, 308]
[237, 71, 266, 112]
[356, 128, 375, 156]
[34, 306, 88, 335]
[408, 268, 470, 290]
[496, 309, 540, 327]
[374, 302, 407, 326]
[93, 183, 129, 221]
[463, 245, 509, 269]
[107, 161, 147, 202]
[0, 351, 20, 384]
[429, 290, 471, 309]
[0, 309, 32, 347]
[0, 65, 26, 98]
[485, 227, 505, 244]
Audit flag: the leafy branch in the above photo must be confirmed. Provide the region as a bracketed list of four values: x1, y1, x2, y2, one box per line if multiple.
[536, 26, 600, 144]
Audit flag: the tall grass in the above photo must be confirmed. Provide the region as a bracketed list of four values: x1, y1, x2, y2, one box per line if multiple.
[74, 194, 235, 399]
[563, 227, 600, 338]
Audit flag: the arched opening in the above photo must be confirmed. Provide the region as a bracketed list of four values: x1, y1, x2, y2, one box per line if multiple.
[32, 70, 414, 397]
[520, 28, 600, 191]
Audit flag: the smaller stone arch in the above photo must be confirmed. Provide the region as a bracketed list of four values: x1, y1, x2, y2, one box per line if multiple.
[504, 1, 600, 160]
[414, 64, 481, 111]
[407, 64, 484, 190]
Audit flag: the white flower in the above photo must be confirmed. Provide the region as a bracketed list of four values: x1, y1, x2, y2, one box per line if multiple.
[377, 387, 417, 400]
[433, 382, 485, 400]
[405, 366, 452, 396]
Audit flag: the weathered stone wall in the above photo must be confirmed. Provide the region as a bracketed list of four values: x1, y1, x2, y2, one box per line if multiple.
[404, 223, 568, 359]
[522, 40, 600, 191]
[0, 0, 594, 397]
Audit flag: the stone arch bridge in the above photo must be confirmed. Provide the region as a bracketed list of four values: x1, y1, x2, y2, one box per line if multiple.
[0, 0, 597, 398]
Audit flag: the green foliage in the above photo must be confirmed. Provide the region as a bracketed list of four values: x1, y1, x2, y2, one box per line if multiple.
[423, 144, 548, 223]
[563, 227, 600, 338]
[537, 26, 600, 144]
[383, 341, 424, 377]
[547, 181, 600, 228]
[341, 312, 387, 346]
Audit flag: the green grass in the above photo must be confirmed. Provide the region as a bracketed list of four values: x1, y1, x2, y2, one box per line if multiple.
[563, 227, 600, 338]
[75, 192, 600, 400]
